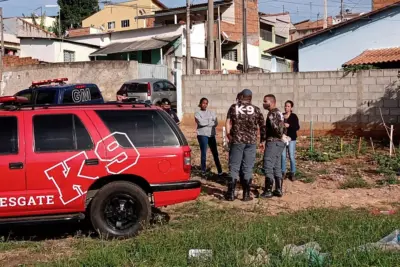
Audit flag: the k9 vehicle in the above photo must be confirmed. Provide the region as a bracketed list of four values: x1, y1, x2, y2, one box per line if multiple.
[0, 96, 200, 238]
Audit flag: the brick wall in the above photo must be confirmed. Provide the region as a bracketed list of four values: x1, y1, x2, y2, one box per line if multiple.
[182, 69, 400, 138]
[68, 27, 91, 37]
[220, 0, 259, 46]
[1, 61, 138, 100]
[3, 56, 40, 67]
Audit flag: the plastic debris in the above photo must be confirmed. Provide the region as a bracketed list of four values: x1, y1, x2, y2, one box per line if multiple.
[188, 249, 213, 264]
[282, 242, 329, 267]
[352, 229, 400, 252]
[244, 247, 270, 266]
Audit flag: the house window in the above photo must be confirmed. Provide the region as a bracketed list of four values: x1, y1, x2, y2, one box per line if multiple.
[121, 19, 130, 28]
[275, 35, 286, 45]
[63, 50, 75, 62]
[260, 23, 273, 42]
[108, 21, 115, 29]
[222, 50, 238, 61]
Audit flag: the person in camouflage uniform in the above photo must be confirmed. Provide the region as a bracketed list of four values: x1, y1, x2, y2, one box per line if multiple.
[225, 89, 266, 201]
[260, 94, 287, 198]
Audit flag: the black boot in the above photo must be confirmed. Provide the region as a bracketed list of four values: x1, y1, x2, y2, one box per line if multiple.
[260, 177, 273, 198]
[290, 172, 296, 181]
[225, 181, 236, 201]
[242, 180, 253, 201]
[273, 178, 283, 197]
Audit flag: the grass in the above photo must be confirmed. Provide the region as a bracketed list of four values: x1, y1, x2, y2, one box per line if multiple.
[31, 201, 400, 267]
[339, 174, 370, 189]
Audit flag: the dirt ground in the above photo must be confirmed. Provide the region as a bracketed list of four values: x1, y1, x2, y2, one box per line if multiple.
[175, 137, 400, 216]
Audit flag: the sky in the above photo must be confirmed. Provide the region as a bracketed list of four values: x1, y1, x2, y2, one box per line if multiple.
[1, 0, 372, 23]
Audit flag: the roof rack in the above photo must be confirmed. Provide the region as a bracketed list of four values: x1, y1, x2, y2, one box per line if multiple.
[0, 98, 153, 111]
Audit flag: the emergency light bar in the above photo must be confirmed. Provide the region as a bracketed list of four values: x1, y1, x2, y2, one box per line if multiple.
[0, 96, 29, 104]
[31, 77, 68, 87]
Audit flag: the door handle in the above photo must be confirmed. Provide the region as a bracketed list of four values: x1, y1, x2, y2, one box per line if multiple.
[85, 159, 99, 165]
[9, 162, 23, 169]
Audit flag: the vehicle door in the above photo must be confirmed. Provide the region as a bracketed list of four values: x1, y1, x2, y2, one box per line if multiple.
[62, 85, 104, 104]
[163, 80, 177, 107]
[24, 110, 108, 214]
[152, 81, 164, 103]
[34, 88, 59, 104]
[0, 113, 27, 216]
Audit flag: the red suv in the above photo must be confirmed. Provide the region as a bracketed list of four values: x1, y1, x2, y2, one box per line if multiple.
[0, 96, 200, 238]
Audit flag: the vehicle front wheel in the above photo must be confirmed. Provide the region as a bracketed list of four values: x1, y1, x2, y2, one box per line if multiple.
[90, 181, 151, 239]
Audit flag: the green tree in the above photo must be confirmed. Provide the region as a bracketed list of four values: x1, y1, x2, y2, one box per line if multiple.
[57, 0, 99, 34]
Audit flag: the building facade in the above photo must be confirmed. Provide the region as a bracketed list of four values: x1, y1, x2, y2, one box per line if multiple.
[82, 0, 166, 32]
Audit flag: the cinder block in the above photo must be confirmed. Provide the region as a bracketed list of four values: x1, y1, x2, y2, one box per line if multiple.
[362, 77, 377, 85]
[390, 108, 400, 116]
[330, 85, 344, 93]
[384, 99, 398, 108]
[336, 78, 351, 85]
[252, 79, 264, 86]
[311, 79, 324, 85]
[270, 73, 283, 80]
[323, 78, 337, 86]
[305, 85, 318, 92]
[287, 79, 294, 86]
[240, 79, 252, 87]
[201, 87, 211, 94]
[318, 86, 331, 92]
[299, 79, 310, 86]
[344, 100, 357, 107]
[310, 92, 326, 100]
[305, 100, 317, 107]
[282, 73, 294, 79]
[376, 77, 392, 85]
[298, 107, 310, 115]
[344, 85, 358, 93]
[317, 100, 330, 107]
[276, 79, 288, 86]
[317, 72, 331, 78]
[221, 87, 233, 94]
[304, 72, 318, 79]
[384, 69, 399, 77]
[336, 108, 354, 115]
[330, 100, 343, 107]
[368, 84, 384, 92]
[195, 80, 206, 87]
[264, 79, 276, 86]
[317, 114, 331, 122]
[369, 70, 384, 77]
[330, 114, 348, 122]
[323, 107, 336, 115]
[297, 86, 305, 93]
[351, 78, 358, 85]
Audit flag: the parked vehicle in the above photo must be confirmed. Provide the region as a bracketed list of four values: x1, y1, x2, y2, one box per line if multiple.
[0, 96, 200, 238]
[116, 78, 177, 108]
[14, 78, 105, 105]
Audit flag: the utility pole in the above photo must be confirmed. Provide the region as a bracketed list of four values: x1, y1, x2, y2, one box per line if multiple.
[186, 0, 191, 75]
[340, 0, 344, 21]
[323, 0, 328, 29]
[310, 2, 312, 20]
[242, 0, 248, 73]
[207, 0, 214, 70]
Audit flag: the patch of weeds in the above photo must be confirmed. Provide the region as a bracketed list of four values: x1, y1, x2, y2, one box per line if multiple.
[377, 173, 400, 186]
[301, 150, 338, 162]
[317, 169, 329, 175]
[373, 153, 400, 180]
[296, 170, 316, 183]
[339, 174, 370, 189]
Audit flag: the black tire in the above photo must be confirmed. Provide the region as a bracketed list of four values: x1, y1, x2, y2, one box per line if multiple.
[90, 181, 151, 239]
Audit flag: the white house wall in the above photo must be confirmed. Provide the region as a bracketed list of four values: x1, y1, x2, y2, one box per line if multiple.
[298, 6, 400, 71]
[69, 35, 111, 47]
[53, 42, 98, 62]
[20, 39, 56, 62]
[181, 23, 206, 58]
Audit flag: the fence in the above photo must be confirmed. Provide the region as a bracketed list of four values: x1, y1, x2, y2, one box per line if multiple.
[138, 63, 168, 79]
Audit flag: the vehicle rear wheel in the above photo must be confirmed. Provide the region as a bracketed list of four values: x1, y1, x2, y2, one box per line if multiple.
[90, 181, 151, 239]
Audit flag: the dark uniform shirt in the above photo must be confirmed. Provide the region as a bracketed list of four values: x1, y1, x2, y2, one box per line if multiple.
[165, 109, 180, 124]
[266, 107, 286, 142]
[227, 100, 265, 144]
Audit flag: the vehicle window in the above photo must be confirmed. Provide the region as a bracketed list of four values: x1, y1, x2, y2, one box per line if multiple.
[0, 116, 18, 154]
[125, 83, 147, 93]
[36, 90, 57, 105]
[95, 110, 180, 148]
[164, 81, 176, 91]
[33, 114, 93, 152]
[63, 85, 103, 103]
[153, 82, 163, 92]
[15, 91, 33, 103]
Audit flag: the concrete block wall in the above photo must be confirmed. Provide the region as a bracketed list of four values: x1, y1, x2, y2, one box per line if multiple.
[182, 69, 400, 137]
[1, 61, 138, 100]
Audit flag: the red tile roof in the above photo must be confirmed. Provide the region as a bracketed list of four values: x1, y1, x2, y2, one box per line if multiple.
[343, 47, 400, 66]
[295, 17, 333, 31]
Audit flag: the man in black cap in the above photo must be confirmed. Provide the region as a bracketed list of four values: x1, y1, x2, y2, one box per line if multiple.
[161, 98, 180, 125]
[260, 94, 286, 198]
[225, 89, 265, 201]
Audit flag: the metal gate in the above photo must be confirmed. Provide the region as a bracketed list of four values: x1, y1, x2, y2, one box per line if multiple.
[138, 63, 168, 79]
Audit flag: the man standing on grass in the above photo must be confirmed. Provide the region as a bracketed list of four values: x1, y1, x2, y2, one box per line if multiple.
[260, 94, 287, 198]
[225, 89, 265, 201]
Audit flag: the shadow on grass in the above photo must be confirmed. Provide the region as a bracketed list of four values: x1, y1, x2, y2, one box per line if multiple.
[0, 207, 170, 242]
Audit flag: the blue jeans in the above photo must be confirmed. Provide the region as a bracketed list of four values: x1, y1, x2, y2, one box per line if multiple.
[197, 135, 222, 174]
[281, 141, 296, 174]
